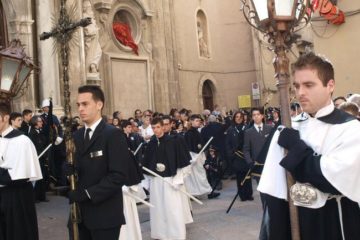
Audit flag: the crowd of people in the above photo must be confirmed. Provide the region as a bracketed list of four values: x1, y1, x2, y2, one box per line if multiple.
[1, 52, 360, 240]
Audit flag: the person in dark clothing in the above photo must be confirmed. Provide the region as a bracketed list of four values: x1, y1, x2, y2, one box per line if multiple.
[0, 103, 42, 240]
[19, 109, 33, 136]
[28, 115, 49, 202]
[68, 85, 136, 240]
[226, 111, 253, 201]
[121, 120, 145, 164]
[204, 146, 222, 190]
[258, 52, 360, 240]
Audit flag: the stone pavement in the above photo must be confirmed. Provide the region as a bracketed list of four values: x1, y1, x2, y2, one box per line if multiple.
[37, 179, 262, 240]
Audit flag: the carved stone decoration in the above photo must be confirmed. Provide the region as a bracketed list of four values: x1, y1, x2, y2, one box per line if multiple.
[83, 0, 102, 84]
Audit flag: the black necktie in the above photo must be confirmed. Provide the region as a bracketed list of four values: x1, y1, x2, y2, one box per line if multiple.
[84, 128, 91, 146]
[258, 126, 262, 134]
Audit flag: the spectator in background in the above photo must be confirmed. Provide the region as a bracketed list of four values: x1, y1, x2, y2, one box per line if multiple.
[339, 102, 359, 118]
[20, 109, 33, 135]
[112, 117, 121, 129]
[139, 116, 153, 142]
[9, 112, 22, 129]
[333, 96, 347, 108]
[134, 109, 143, 126]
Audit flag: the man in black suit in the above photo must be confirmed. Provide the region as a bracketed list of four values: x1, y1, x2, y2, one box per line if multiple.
[243, 108, 273, 199]
[68, 85, 133, 240]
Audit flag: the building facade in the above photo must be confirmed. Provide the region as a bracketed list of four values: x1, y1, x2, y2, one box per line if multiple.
[1, 0, 259, 117]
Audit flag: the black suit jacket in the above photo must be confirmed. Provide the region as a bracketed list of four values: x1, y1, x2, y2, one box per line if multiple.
[73, 120, 131, 230]
[243, 124, 273, 164]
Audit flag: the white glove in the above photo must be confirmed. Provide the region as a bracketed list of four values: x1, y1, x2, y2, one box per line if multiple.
[54, 137, 63, 145]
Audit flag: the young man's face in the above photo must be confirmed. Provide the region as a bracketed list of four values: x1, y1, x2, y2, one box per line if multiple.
[24, 113, 33, 122]
[77, 92, 103, 126]
[162, 119, 171, 133]
[11, 117, 23, 129]
[0, 115, 10, 133]
[293, 68, 334, 115]
[334, 98, 346, 109]
[191, 118, 201, 128]
[123, 125, 132, 135]
[152, 123, 164, 138]
[42, 106, 49, 113]
[252, 110, 263, 125]
[135, 110, 142, 119]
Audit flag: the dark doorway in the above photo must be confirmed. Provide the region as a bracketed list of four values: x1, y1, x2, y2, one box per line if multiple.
[0, 1, 8, 50]
[202, 80, 214, 111]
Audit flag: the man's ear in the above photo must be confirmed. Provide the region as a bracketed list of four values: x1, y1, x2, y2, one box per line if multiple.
[96, 101, 104, 111]
[327, 79, 335, 93]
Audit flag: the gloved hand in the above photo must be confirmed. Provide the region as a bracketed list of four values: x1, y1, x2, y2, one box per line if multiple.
[54, 137, 63, 145]
[68, 189, 89, 204]
[278, 128, 301, 150]
[63, 163, 76, 177]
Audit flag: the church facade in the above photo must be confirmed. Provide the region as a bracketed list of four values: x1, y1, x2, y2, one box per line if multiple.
[1, 0, 259, 117]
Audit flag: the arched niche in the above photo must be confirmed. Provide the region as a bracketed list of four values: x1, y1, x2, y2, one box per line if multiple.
[196, 9, 210, 58]
[202, 80, 215, 111]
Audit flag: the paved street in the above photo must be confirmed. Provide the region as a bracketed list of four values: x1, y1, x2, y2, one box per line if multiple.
[37, 179, 262, 240]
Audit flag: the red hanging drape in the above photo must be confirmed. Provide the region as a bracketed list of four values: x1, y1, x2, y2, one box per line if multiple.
[312, 0, 345, 25]
[113, 22, 139, 55]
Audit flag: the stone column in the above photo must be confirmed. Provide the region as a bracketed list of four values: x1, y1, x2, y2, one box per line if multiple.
[35, 0, 62, 115]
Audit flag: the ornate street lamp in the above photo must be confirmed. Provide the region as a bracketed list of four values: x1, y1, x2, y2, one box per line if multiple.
[0, 39, 35, 103]
[240, 0, 311, 239]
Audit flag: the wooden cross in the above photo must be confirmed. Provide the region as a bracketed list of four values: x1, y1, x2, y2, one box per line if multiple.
[39, 1, 91, 239]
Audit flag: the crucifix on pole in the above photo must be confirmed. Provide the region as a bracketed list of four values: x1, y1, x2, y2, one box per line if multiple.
[39, 0, 91, 239]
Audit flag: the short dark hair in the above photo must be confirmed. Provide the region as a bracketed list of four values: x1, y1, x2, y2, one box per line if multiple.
[0, 102, 11, 117]
[121, 120, 132, 129]
[10, 112, 22, 122]
[190, 114, 202, 121]
[78, 85, 105, 105]
[292, 52, 334, 87]
[22, 109, 33, 116]
[251, 107, 264, 115]
[113, 111, 120, 118]
[30, 115, 41, 127]
[162, 115, 171, 122]
[151, 117, 163, 126]
[333, 96, 347, 103]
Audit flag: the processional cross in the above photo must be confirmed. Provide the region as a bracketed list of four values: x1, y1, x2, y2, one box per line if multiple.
[40, 0, 91, 239]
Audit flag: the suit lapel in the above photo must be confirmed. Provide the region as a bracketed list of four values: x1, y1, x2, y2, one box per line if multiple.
[81, 120, 106, 155]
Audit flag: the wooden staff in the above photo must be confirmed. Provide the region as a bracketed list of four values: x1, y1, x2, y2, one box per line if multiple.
[142, 166, 203, 205]
[123, 189, 155, 208]
[38, 143, 52, 159]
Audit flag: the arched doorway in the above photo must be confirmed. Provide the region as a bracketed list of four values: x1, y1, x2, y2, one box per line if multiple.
[202, 80, 214, 111]
[0, 1, 8, 50]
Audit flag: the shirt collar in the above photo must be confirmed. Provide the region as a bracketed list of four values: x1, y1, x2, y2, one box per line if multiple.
[254, 123, 263, 129]
[314, 102, 335, 118]
[84, 117, 102, 133]
[1, 126, 14, 137]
